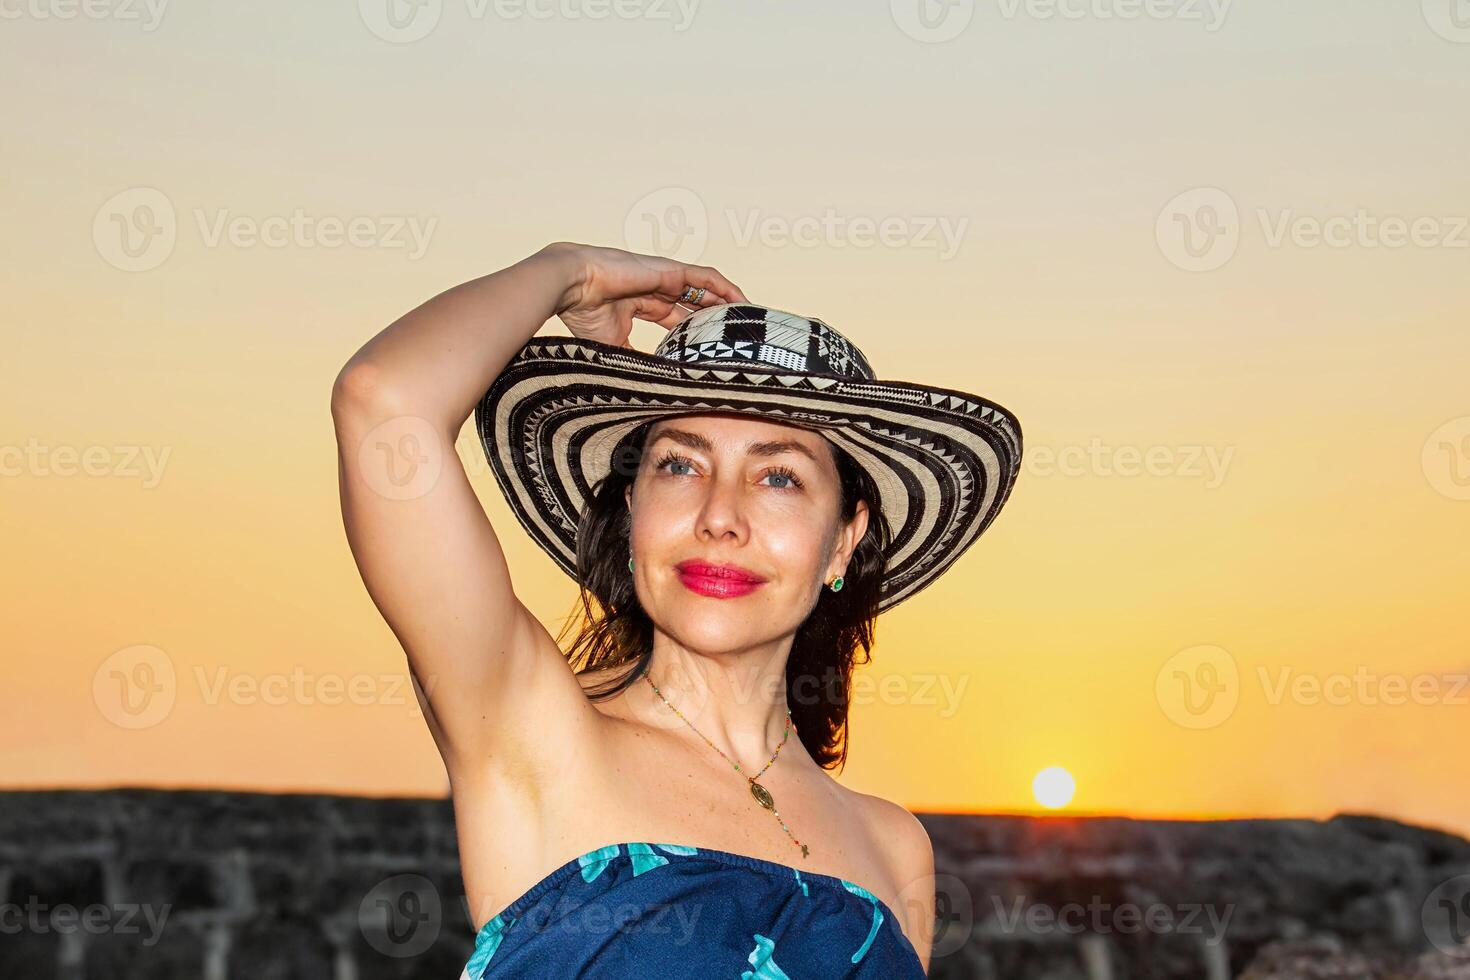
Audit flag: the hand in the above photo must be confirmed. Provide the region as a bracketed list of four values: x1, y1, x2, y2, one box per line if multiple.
[544, 242, 749, 350]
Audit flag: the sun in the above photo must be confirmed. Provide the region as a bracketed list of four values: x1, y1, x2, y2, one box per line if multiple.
[1032, 766, 1076, 809]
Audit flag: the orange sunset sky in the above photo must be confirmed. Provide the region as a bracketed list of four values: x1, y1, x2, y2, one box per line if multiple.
[3, 2, 1468, 840]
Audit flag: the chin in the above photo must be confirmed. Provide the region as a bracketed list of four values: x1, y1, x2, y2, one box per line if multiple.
[664, 614, 754, 651]
[659, 604, 784, 654]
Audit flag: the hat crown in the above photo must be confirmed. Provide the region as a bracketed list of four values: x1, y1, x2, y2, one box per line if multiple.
[652, 303, 878, 381]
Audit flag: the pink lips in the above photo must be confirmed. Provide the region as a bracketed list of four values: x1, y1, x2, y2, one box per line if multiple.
[675, 561, 767, 599]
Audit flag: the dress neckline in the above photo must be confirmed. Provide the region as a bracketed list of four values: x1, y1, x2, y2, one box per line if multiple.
[471, 839, 920, 960]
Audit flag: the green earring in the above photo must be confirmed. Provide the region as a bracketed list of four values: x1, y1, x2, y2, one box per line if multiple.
[628, 557, 635, 571]
[828, 575, 844, 592]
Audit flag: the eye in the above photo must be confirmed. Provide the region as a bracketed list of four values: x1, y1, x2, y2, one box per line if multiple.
[654, 450, 805, 492]
[761, 465, 805, 491]
[653, 449, 696, 477]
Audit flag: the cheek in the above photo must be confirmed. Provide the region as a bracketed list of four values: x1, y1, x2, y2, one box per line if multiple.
[627, 491, 692, 552]
[754, 513, 830, 577]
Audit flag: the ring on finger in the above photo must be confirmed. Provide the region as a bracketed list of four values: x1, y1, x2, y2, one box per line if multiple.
[678, 286, 706, 305]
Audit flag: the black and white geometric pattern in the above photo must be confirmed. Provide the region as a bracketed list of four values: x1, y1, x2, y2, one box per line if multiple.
[653, 304, 876, 380]
[475, 303, 1022, 614]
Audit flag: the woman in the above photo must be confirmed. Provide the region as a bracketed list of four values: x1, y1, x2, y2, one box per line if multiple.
[332, 242, 1022, 977]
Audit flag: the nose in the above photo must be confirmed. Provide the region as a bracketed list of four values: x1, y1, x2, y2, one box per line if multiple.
[695, 469, 749, 544]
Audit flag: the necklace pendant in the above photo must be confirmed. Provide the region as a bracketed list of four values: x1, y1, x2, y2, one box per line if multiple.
[749, 780, 774, 809]
[800, 843, 809, 858]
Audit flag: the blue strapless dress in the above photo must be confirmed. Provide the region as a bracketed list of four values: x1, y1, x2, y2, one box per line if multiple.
[458, 841, 926, 978]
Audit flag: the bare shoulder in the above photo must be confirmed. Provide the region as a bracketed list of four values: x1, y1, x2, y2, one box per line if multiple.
[851, 788, 934, 879]
[846, 787, 935, 971]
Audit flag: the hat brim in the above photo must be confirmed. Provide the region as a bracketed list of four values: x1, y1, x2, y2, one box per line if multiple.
[474, 334, 1022, 614]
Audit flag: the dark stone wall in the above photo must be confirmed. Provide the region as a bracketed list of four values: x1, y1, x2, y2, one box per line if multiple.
[1, 789, 1468, 979]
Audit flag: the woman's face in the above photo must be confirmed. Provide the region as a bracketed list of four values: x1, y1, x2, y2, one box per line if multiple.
[625, 411, 868, 655]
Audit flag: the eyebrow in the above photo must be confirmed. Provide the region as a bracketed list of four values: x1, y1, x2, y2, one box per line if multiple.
[649, 427, 821, 464]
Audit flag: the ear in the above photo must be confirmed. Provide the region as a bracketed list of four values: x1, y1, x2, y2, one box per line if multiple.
[830, 499, 869, 578]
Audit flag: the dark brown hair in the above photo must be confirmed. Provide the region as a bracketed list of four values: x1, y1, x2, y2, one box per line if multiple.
[552, 414, 891, 772]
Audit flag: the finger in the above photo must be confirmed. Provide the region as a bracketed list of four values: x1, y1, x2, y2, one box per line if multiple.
[656, 263, 746, 309]
[651, 279, 744, 331]
[680, 262, 748, 305]
[632, 296, 684, 332]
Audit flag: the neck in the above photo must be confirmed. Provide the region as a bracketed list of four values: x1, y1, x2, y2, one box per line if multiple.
[642, 638, 797, 773]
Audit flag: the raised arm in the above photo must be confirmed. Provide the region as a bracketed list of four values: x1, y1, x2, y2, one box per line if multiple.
[329, 242, 746, 779]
